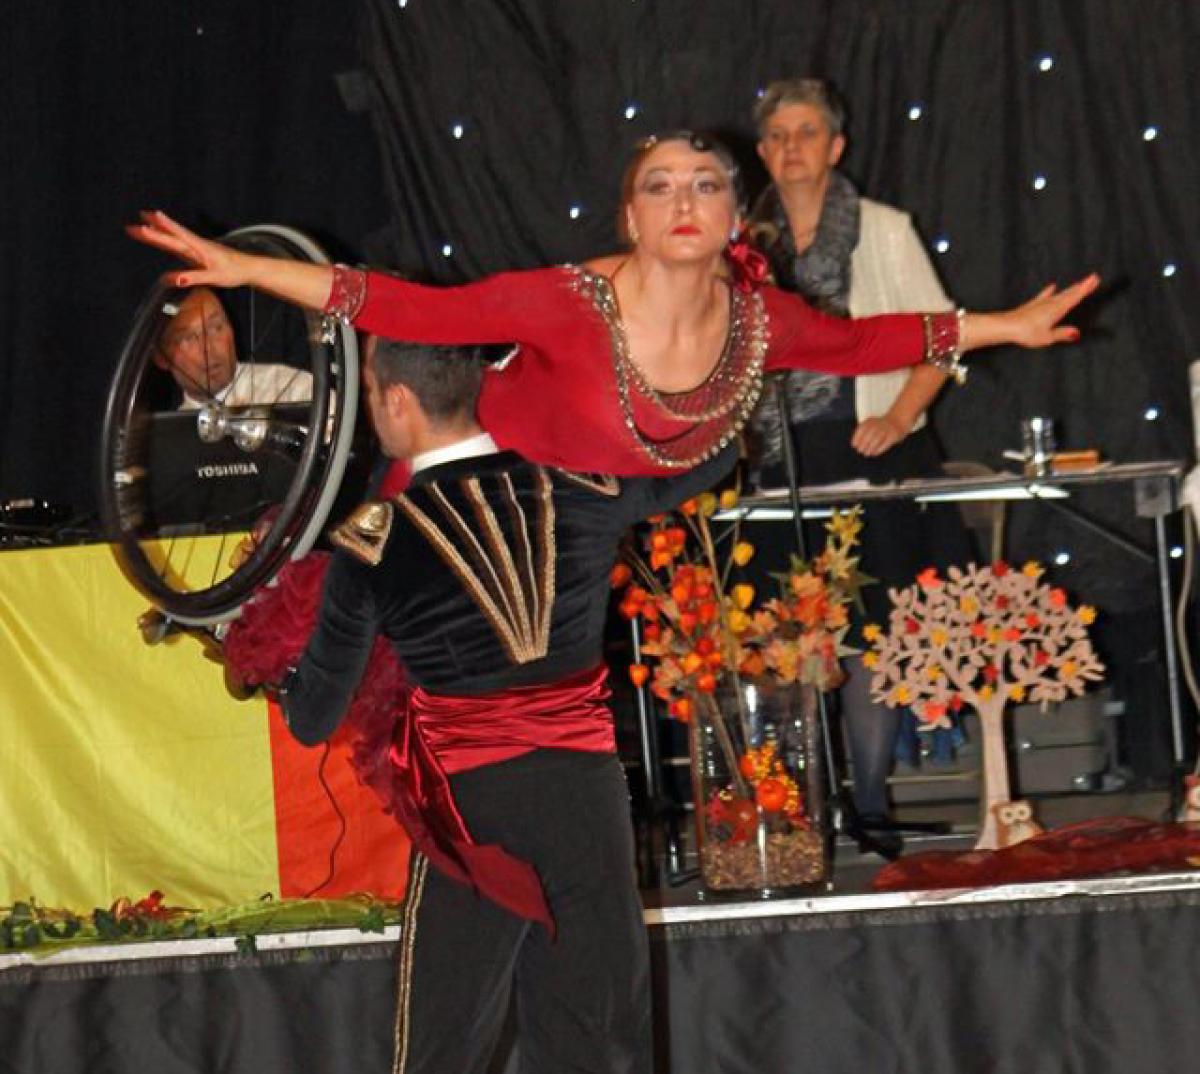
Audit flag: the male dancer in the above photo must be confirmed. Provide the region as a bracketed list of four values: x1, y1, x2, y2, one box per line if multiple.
[235, 337, 732, 1073]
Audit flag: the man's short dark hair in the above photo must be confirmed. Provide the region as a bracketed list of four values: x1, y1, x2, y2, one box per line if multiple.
[370, 339, 501, 423]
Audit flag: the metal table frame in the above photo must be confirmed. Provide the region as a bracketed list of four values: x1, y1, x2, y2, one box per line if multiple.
[630, 458, 1189, 884]
[724, 460, 1185, 772]
[721, 459, 1187, 770]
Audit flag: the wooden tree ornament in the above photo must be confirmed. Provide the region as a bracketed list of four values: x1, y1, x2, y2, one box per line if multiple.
[865, 562, 1105, 850]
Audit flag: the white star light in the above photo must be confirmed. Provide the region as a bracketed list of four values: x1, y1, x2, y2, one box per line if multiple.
[1038, 55, 1054, 72]
[1143, 126, 1159, 141]
[451, 123, 465, 140]
[1032, 175, 1048, 191]
[1144, 407, 1160, 421]
[1162, 263, 1177, 277]
[624, 104, 638, 120]
[1171, 546, 1185, 560]
[934, 238, 950, 254]
[1054, 551, 1071, 566]
[569, 206, 582, 220]
[441, 243, 453, 257]
[908, 104, 923, 121]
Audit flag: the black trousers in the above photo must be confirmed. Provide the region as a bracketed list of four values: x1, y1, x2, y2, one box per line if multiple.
[392, 749, 651, 1074]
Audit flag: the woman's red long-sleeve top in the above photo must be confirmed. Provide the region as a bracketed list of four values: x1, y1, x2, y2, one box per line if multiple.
[345, 264, 927, 475]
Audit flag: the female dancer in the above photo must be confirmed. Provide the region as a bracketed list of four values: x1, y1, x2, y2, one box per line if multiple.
[129, 131, 1097, 476]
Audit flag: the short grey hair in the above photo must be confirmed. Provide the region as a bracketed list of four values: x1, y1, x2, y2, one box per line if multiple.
[753, 78, 847, 138]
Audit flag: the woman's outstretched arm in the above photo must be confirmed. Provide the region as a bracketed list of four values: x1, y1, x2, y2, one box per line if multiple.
[128, 210, 556, 347]
[959, 275, 1100, 352]
[766, 273, 1101, 378]
[127, 210, 334, 309]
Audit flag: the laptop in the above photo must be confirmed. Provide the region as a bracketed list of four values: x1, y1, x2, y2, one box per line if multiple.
[139, 405, 311, 534]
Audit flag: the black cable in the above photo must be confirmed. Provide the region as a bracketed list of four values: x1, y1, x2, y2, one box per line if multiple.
[302, 741, 348, 898]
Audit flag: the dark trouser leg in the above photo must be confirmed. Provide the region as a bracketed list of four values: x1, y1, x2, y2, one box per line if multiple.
[511, 756, 652, 1074]
[393, 852, 529, 1074]
[396, 750, 652, 1074]
[840, 654, 899, 819]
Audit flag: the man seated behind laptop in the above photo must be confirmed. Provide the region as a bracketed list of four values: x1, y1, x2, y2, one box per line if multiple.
[156, 287, 314, 409]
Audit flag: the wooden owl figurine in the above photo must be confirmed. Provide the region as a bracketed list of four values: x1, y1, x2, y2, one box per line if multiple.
[1177, 776, 1200, 823]
[993, 799, 1044, 848]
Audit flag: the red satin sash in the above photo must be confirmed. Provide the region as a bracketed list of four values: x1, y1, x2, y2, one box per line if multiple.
[413, 666, 615, 775]
[386, 664, 614, 934]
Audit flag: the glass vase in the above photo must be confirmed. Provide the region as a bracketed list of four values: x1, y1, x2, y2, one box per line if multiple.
[688, 677, 828, 894]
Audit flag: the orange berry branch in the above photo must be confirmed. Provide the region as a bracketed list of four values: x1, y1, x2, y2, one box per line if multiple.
[614, 492, 866, 806]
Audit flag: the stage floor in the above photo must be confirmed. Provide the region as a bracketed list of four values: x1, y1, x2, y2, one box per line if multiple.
[7, 786, 1200, 1074]
[643, 784, 1178, 908]
[2, 787, 1192, 973]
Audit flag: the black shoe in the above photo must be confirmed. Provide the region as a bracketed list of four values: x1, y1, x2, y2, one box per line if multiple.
[855, 814, 904, 858]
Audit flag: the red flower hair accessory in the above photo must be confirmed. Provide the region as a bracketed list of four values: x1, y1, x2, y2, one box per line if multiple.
[724, 232, 769, 294]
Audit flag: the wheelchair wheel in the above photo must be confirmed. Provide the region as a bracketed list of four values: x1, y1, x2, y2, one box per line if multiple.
[99, 224, 360, 625]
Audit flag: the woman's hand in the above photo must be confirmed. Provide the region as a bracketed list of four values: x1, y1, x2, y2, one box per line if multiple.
[851, 415, 907, 457]
[126, 210, 335, 311]
[961, 273, 1100, 352]
[126, 210, 253, 289]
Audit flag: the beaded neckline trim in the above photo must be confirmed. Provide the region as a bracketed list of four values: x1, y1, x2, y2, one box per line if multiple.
[566, 266, 767, 469]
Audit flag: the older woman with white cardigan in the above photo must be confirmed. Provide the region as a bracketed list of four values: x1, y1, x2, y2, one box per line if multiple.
[748, 78, 974, 850]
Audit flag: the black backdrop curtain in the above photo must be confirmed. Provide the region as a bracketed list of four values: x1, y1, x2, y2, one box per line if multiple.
[4, 1, 1199, 612]
[1, 1, 387, 530]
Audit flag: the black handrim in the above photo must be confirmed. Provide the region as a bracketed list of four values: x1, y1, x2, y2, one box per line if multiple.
[99, 226, 357, 623]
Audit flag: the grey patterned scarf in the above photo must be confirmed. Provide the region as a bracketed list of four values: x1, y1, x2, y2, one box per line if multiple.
[748, 171, 861, 466]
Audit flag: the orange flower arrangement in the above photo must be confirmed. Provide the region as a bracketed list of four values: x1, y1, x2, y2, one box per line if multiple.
[617, 497, 864, 712]
[615, 495, 865, 874]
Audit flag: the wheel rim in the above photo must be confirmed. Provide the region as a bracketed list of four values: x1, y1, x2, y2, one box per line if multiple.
[99, 224, 360, 625]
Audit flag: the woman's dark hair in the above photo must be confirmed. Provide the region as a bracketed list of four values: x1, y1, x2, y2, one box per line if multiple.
[616, 130, 745, 244]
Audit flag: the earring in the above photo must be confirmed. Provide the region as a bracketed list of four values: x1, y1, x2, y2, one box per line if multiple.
[629, 225, 640, 243]
[729, 227, 740, 243]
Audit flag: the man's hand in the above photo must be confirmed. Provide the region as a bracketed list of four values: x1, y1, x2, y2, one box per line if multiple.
[228, 534, 257, 572]
[227, 508, 278, 571]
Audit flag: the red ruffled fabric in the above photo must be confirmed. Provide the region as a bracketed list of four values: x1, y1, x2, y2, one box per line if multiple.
[220, 554, 554, 931]
[341, 637, 410, 812]
[223, 552, 332, 686]
[222, 552, 409, 808]
[873, 816, 1200, 892]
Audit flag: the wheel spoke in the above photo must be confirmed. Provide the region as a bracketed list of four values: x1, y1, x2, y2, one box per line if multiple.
[100, 224, 363, 625]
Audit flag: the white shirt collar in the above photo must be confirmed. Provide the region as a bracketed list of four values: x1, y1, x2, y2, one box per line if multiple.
[180, 364, 239, 408]
[409, 431, 500, 476]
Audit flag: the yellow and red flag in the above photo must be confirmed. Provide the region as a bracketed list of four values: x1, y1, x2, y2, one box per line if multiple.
[0, 542, 407, 911]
